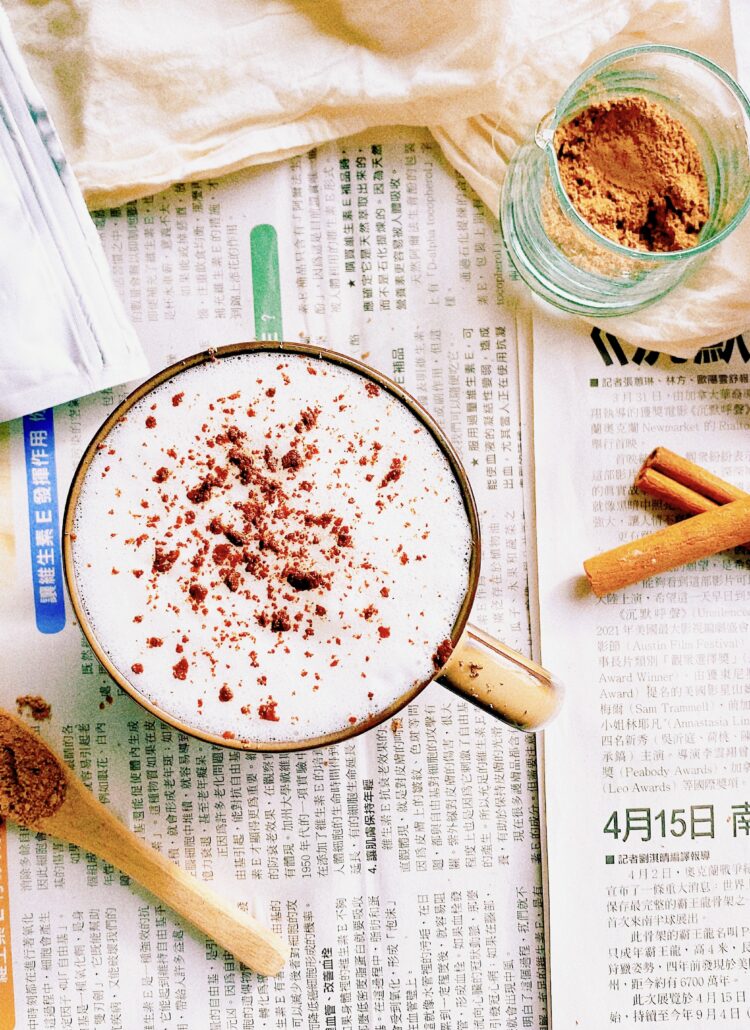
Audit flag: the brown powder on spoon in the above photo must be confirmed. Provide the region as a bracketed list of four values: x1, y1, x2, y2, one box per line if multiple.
[554, 96, 709, 252]
[0, 712, 67, 823]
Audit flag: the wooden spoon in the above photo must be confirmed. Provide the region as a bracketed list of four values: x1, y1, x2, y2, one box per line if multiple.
[0, 709, 289, 976]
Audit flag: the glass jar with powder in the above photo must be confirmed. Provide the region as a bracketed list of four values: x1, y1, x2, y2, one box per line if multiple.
[500, 45, 750, 317]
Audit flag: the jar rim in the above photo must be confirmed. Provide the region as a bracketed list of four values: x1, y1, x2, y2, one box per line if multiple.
[545, 44, 750, 262]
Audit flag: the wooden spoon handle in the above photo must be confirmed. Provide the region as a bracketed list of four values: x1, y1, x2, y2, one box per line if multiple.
[38, 777, 289, 976]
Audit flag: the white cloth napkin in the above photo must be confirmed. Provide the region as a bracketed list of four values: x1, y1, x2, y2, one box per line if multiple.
[4, 0, 747, 356]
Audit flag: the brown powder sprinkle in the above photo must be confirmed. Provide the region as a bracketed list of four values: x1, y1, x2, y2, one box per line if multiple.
[186, 476, 217, 504]
[226, 424, 247, 444]
[285, 567, 325, 591]
[15, 695, 52, 722]
[153, 547, 179, 574]
[222, 569, 241, 592]
[86, 362, 464, 738]
[294, 406, 321, 433]
[554, 96, 709, 252]
[281, 448, 302, 470]
[0, 712, 67, 823]
[433, 638, 454, 669]
[258, 698, 280, 721]
[379, 457, 404, 490]
[271, 609, 291, 633]
[227, 448, 255, 486]
[212, 542, 232, 564]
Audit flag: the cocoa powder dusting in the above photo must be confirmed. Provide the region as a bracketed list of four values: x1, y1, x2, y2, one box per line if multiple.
[433, 638, 454, 669]
[0, 713, 67, 823]
[270, 609, 291, 633]
[83, 356, 468, 738]
[281, 448, 302, 470]
[258, 699, 280, 722]
[186, 476, 216, 504]
[153, 546, 179, 574]
[285, 567, 325, 591]
[555, 96, 709, 252]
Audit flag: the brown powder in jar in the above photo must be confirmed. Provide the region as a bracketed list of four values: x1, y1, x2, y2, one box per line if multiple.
[554, 96, 709, 252]
[0, 712, 67, 823]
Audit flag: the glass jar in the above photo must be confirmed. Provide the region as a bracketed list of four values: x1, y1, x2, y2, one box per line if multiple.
[500, 45, 750, 317]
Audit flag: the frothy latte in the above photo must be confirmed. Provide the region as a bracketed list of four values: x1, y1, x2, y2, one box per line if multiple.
[69, 351, 473, 744]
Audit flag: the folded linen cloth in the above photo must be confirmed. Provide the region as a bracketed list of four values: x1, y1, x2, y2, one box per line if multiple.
[4, 0, 747, 356]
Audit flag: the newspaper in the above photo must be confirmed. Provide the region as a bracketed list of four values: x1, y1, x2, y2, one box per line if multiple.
[533, 305, 750, 1029]
[0, 127, 547, 1029]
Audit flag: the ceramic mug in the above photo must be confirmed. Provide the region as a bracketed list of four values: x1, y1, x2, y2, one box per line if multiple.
[63, 342, 563, 751]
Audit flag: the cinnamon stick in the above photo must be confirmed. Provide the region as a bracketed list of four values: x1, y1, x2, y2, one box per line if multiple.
[637, 447, 748, 505]
[583, 498, 750, 597]
[635, 466, 720, 516]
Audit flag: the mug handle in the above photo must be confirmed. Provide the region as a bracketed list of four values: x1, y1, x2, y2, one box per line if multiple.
[437, 623, 563, 732]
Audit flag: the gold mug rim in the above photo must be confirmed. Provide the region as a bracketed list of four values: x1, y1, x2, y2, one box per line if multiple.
[62, 341, 481, 752]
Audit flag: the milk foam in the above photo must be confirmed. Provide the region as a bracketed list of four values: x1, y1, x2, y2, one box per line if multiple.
[71, 352, 472, 743]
